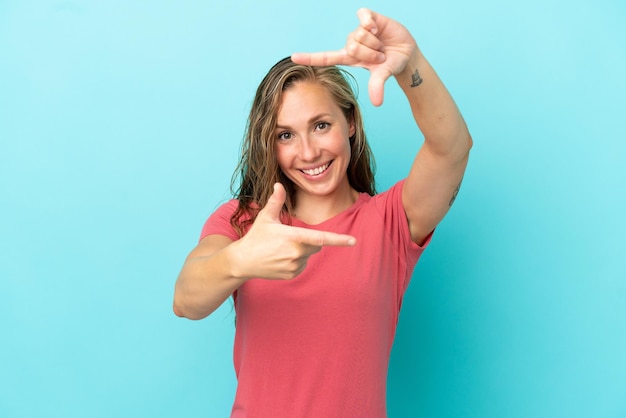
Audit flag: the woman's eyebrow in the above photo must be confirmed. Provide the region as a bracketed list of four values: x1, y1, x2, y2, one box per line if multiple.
[275, 113, 333, 130]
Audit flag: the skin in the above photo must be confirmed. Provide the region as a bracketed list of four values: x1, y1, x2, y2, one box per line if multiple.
[173, 8, 472, 320]
[274, 81, 358, 224]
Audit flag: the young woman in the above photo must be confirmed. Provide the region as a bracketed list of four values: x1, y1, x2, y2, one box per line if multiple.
[173, 8, 472, 417]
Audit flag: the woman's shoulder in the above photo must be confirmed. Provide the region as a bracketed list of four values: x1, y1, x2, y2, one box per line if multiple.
[199, 199, 240, 241]
[213, 198, 239, 214]
[369, 179, 406, 206]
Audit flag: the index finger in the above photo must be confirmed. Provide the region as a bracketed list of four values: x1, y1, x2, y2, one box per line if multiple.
[292, 227, 357, 247]
[291, 49, 356, 67]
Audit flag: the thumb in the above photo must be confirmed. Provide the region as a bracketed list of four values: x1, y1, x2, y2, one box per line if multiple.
[257, 182, 286, 223]
[368, 71, 387, 106]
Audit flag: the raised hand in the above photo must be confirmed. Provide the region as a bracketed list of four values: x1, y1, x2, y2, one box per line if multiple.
[291, 8, 418, 106]
[233, 183, 356, 280]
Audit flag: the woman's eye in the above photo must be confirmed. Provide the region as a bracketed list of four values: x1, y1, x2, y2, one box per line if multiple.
[315, 122, 330, 131]
[278, 132, 292, 141]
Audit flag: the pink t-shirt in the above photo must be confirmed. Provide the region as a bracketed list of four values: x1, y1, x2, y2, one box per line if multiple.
[200, 180, 431, 418]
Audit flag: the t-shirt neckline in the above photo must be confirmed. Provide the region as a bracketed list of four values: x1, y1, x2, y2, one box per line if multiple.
[289, 192, 371, 229]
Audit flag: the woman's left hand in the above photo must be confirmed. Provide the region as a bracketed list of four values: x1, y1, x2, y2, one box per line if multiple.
[291, 8, 418, 106]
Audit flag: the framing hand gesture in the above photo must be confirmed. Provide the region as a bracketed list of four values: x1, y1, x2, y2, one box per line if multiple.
[291, 8, 418, 106]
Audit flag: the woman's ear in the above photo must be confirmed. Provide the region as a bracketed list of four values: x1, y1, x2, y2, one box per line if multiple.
[349, 117, 356, 138]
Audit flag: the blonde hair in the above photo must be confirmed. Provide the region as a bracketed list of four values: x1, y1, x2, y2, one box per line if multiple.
[230, 57, 376, 236]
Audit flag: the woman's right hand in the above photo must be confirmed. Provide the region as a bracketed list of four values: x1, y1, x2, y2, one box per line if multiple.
[231, 183, 356, 281]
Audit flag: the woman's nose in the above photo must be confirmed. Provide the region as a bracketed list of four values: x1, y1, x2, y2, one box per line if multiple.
[298, 136, 320, 162]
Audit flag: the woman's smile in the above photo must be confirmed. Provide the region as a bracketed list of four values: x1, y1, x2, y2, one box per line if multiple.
[300, 161, 332, 177]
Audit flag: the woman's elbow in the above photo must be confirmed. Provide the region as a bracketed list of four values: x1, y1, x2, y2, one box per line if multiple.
[173, 294, 199, 320]
[172, 296, 212, 320]
[172, 301, 185, 318]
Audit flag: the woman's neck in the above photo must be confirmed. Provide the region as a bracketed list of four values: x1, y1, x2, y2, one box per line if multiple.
[293, 184, 359, 225]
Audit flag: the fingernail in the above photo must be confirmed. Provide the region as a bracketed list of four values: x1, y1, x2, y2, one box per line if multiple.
[348, 238, 356, 246]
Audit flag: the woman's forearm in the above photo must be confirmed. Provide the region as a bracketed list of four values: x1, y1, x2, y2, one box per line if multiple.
[173, 242, 247, 320]
[395, 49, 472, 159]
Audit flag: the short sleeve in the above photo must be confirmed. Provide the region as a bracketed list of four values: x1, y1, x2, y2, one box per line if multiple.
[374, 179, 433, 267]
[199, 199, 240, 242]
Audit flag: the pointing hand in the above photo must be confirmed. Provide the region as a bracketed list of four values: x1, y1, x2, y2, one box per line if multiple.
[234, 183, 356, 280]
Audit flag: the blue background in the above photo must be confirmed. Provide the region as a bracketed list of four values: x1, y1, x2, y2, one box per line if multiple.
[1, 0, 625, 417]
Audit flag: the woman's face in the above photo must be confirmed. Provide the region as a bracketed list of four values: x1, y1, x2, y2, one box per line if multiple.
[274, 81, 355, 203]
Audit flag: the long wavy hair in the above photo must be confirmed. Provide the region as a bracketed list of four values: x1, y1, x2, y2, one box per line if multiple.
[230, 57, 376, 236]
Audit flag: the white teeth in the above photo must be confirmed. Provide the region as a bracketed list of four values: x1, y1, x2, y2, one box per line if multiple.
[302, 163, 329, 176]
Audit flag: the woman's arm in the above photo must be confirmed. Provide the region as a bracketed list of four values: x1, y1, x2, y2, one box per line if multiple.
[173, 183, 357, 320]
[173, 235, 244, 320]
[292, 8, 472, 245]
[396, 49, 472, 245]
